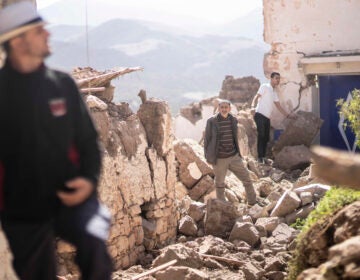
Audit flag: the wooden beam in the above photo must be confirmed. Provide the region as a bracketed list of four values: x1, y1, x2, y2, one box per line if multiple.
[80, 87, 106, 93]
[130, 259, 177, 280]
[200, 253, 245, 266]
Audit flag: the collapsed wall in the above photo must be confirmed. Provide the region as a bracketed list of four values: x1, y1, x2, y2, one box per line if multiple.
[56, 93, 179, 273]
[0, 81, 179, 278]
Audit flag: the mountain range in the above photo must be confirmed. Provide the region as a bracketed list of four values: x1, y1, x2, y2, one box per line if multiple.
[41, 1, 268, 113]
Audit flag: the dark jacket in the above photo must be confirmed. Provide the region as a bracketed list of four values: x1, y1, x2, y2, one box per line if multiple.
[204, 113, 241, 164]
[0, 61, 101, 221]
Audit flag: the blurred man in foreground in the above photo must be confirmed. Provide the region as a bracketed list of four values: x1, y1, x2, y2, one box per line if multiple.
[0, 2, 112, 279]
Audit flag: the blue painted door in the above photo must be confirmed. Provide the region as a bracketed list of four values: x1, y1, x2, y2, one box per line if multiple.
[319, 75, 360, 151]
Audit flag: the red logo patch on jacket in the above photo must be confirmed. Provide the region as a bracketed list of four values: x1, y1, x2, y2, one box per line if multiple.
[49, 98, 67, 117]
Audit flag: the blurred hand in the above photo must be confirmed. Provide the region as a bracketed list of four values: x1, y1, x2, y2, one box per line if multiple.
[287, 112, 297, 120]
[250, 108, 256, 116]
[57, 177, 94, 207]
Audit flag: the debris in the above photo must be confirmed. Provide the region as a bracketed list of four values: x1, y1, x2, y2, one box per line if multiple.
[200, 253, 245, 266]
[131, 259, 177, 280]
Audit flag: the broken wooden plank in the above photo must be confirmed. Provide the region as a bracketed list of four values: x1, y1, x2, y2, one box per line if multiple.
[76, 67, 143, 88]
[80, 87, 106, 93]
[310, 145, 360, 189]
[200, 253, 245, 266]
[131, 259, 177, 280]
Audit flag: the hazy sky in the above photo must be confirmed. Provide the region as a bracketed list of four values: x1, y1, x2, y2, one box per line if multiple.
[37, 0, 262, 25]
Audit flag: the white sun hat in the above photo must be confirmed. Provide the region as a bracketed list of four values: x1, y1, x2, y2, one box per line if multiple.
[0, 1, 46, 44]
[217, 98, 231, 105]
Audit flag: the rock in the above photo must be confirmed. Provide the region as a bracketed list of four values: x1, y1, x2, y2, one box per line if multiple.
[285, 203, 315, 225]
[299, 191, 313, 206]
[152, 244, 203, 269]
[255, 217, 280, 235]
[175, 182, 189, 202]
[204, 199, 240, 238]
[85, 94, 108, 110]
[264, 256, 286, 272]
[188, 175, 214, 201]
[256, 178, 274, 197]
[219, 75, 260, 106]
[137, 98, 173, 157]
[229, 222, 260, 247]
[272, 223, 297, 245]
[272, 110, 323, 156]
[265, 271, 286, 280]
[248, 204, 269, 221]
[274, 145, 312, 170]
[270, 190, 301, 217]
[155, 266, 210, 280]
[294, 183, 330, 200]
[242, 261, 265, 280]
[188, 201, 206, 223]
[174, 139, 213, 188]
[178, 215, 198, 236]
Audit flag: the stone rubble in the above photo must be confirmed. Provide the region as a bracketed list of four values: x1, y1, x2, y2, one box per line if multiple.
[2, 70, 359, 280]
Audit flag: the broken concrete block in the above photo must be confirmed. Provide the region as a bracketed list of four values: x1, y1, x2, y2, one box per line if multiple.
[270, 190, 301, 217]
[299, 191, 313, 206]
[294, 183, 331, 199]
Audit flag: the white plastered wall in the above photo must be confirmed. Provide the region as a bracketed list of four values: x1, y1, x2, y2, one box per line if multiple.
[263, 0, 360, 128]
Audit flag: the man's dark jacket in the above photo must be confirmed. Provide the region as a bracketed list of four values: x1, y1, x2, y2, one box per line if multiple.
[0, 61, 101, 221]
[204, 113, 241, 164]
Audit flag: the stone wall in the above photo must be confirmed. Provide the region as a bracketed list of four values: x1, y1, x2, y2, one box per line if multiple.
[219, 75, 260, 108]
[56, 96, 179, 274]
[0, 89, 179, 277]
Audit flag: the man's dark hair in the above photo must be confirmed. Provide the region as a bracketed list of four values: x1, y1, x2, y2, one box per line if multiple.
[271, 72, 280, 78]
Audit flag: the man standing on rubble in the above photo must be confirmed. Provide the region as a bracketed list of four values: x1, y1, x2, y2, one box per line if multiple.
[0, 2, 112, 279]
[204, 99, 257, 205]
[251, 72, 294, 164]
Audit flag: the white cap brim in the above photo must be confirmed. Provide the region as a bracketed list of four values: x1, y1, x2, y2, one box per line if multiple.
[0, 21, 46, 44]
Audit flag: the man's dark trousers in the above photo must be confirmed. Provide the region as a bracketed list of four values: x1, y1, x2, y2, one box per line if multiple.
[1, 195, 112, 280]
[254, 112, 270, 159]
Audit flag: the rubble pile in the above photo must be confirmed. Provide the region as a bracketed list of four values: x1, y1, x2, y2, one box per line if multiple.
[114, 153, 333, 279]
[1, 68, 359, 280]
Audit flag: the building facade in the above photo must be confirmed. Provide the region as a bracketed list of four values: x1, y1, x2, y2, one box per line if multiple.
[263, 0, 360, 150]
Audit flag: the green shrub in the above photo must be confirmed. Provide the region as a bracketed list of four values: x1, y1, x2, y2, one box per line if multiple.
[337, 88, 360, 148]
[286, 187, 360, 280]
